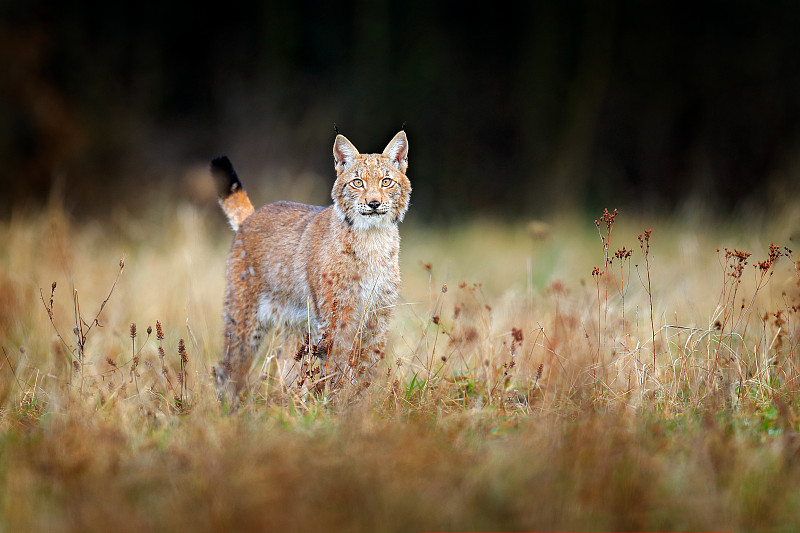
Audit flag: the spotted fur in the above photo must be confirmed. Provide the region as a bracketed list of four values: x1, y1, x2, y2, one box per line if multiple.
[213, 131, 411, 398]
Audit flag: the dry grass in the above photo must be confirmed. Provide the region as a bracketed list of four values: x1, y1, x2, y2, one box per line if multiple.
[2, 198, 800, 532]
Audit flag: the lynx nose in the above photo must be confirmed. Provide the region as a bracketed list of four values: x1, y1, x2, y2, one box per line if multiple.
[367, 200, 381, 210]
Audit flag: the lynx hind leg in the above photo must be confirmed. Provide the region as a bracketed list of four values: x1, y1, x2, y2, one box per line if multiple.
[215, 312, 266, 402]
[215, 258, 269, 402]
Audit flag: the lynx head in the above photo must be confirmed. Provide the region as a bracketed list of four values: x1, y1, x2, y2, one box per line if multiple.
[332, 131, 411, 230]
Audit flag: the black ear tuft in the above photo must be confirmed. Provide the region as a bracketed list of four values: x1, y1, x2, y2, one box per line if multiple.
[210, 156, 243, 197]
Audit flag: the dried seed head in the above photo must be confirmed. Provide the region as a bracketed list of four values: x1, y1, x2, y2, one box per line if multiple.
[295, 342, 308, 361]
[130, 322, 137, 339]
[156, 320, 164, 341]
[614, 246, 633, 260]
[178, 339, 188, 363]
[638, 229, 653, 252]
[599, 208, 618, 231]
[147, 325, 152, 335]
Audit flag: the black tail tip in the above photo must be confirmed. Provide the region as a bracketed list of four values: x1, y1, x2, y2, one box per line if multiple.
[210, 156, 243, 197]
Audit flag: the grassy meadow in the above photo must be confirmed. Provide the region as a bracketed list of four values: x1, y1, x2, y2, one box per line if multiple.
[2, 196, 800, 532]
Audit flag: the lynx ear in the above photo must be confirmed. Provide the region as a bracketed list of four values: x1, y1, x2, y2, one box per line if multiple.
[333, 135, 359, 172]
[382, 131, 408, 173]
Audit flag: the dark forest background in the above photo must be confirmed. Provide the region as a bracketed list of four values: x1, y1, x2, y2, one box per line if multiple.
[2, 0, 800, 219]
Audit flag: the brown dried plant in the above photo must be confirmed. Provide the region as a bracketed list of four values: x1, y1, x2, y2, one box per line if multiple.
[638, 229, 656, 371]
[39, 259, 125, 394]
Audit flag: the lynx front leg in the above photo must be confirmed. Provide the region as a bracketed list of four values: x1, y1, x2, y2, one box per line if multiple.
[302, 290, 347, 389]
[322, 306, 391, 389]
[356, 306, 392, 369]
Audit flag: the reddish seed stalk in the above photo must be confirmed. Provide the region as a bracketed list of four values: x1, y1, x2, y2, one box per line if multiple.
[594, 208, 618, 388]
[592, 266, 601, 388]
[638, 230, 656, 372]
[615, 247, 633, 344]
[711, 248, 750, 381]
[646, 254, 655, 370]
[620, 260, 626, 339]
[178, 338, 188, 407]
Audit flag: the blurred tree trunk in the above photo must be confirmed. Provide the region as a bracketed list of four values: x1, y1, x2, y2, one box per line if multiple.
[520, 1, 616, 215]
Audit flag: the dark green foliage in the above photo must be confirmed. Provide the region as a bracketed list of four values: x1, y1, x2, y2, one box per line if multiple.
[3, 1, 800, 216]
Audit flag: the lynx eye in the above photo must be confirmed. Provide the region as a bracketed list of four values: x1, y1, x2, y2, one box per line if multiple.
[381, 177, 394, 187]
[351, 178, 364, 188]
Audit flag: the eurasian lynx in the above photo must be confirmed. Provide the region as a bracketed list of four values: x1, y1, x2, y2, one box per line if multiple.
[211, 131, 410, 397]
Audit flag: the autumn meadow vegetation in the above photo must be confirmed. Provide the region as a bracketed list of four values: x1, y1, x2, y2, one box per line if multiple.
[2, 197, 800, 532]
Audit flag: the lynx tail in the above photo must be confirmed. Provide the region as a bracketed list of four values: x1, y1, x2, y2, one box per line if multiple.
[211, 156, 254, 231]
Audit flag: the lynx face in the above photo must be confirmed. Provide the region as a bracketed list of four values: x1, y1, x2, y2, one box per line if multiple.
[332, 132, 411, 230]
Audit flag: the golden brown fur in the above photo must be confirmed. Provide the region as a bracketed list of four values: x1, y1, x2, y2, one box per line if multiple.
[213, 131, 411, 398]
[219, 189, 254, 231]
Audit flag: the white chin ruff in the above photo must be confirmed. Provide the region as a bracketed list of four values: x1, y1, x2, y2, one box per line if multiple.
[353, 212, 392, 230]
